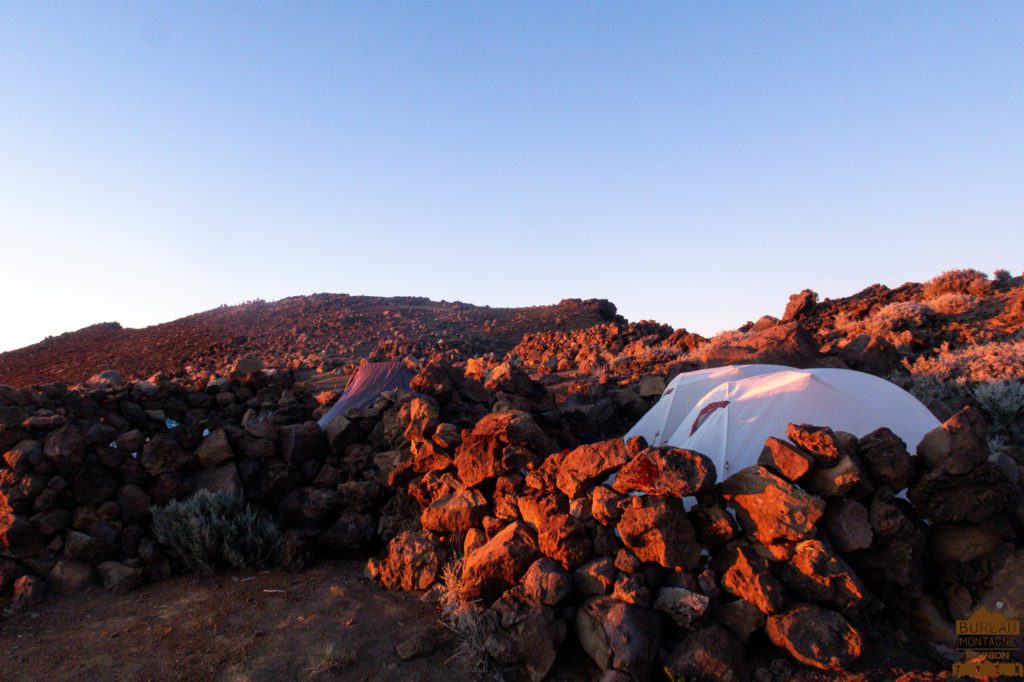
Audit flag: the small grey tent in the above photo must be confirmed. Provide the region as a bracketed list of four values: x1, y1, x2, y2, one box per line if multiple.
[317, 360, 414, 428]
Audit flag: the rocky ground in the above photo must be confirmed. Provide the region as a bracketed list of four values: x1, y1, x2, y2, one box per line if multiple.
[1, 268, 1022, 680]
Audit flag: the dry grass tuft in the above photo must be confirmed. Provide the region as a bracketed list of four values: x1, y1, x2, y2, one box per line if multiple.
[436, 556, 504, 681]
[306, 642, 357, 679]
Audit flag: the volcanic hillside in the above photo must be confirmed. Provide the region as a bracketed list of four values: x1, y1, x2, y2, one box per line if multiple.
[0, 295, 620, 388]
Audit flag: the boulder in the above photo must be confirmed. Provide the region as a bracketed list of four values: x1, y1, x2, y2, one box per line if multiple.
[522, 557, 572, 605]
[318, 511, 377, 554]
[279, 421, 329, 464]
[776, 539, 865, 613]
[765, 603, 862, 671]
[461, 521, 540, 604]
[72, 466, 119, 505]
[802, 453, 868, 498]
[97, 561, 147, 594]
[576, 596, 663, 679]
[47, 559, 97, 595]
[591, 485, 628, 526]
[714, 543, 786, 615]
[480, 587, 567, 682]
[857, 427, 913, 490]
[140, 434, 194, 475]
[278, 486, 341, 529]
[703, 322, 823, 368]
[0, 512, 45, 558]
[64, 529, 114, 562]
[654, 586, 711, 629]
[916, 407, 988, 475]
[782, 289, 818, 323]
[821, 499, 873, 553]
[11, 574, 45, 610]
[43, 425, 85, 468]
[927, 524, 1005, 564]
[574, 557, 618, 596]
[420, 487, 488, 533]
[722, 466, 824, 546]
[557, 438, 633, 499]
[691, 505, 741, 546]
[0, 469, 47, 513]
[612, 573, 651, 607]
[455, 411, 551, 488]
[375, 530, 446, 592]
[617, 495, 700, 569]
[663, 622, 750, 682]
[188, 463, 243, 498]
[785, 424, 843, 465]
[612, 447, 716, 497]
[323, 414, 360, 453]
[196, 428, 234, 469]
[712, 598, 766, 644]
[908, 462, 1011, 524]
[758, 438, 813, 482]
[230, 356, 263, 375]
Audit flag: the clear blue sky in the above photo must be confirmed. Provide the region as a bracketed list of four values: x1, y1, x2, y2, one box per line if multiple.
[1, 2, 1022, 352]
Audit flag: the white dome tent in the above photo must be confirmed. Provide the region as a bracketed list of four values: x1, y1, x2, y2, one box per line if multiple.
[625, 364, 791, 447]
[633, 366, 940, 482]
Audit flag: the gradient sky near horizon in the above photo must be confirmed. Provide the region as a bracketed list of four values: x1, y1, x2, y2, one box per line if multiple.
[1, 3, 1022, 353]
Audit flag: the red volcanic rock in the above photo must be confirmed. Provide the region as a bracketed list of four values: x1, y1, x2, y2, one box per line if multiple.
[573, 557, 618, 596]
[701, 322, 824, 369]
[758, 437, 814, 482]
[576, 596, 663, 680]
[556, 438, 633, 499]
[766, 603, 863, 671]
[857, 427, 914, 490]
[722, 466, 825, 546]
[782, 289, 819, 323]
[617, 495, 700, 570]
[460, 521, 540, 604]
[196, 428, 234, 469]
[654, 586, 711, 628]
[917, 406, 988, 476]
[776, 539, 865, 613]
[521, 557, 572, 605]
[714, 542, 787, 615]
[611, 446, 716, 497]
[802, 452, 869, 499]
[420, 486, 488, 533]
[479, 587, 567, 682]
[0, 511, 45, 558]
[786, 424, 844, 465]
[454, 411, 551, 487]
[663, 622, 749, 682]
[43, 425, 85, 469]
[821, 499, 873, 553]
[139, 434, 194, 476]
[373, 530, 446, 592]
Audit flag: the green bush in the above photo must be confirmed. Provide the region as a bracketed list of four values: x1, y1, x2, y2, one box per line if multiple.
[151, 490, 282, 575]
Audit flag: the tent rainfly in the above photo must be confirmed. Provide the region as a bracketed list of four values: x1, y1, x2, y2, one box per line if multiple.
[625, 365, 940, 484]
[317, 360, 414, 429]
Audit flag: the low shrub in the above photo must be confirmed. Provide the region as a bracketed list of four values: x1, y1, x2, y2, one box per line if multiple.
[151, 489, 283, 575]
[974, 380, 1024, 437]
[904, 339, 1024, 384]
[927, 292, 977, 315]
[923, 269, 992, 299]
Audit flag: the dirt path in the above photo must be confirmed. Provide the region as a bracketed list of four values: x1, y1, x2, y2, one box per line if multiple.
[0, 561, 477, 682]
